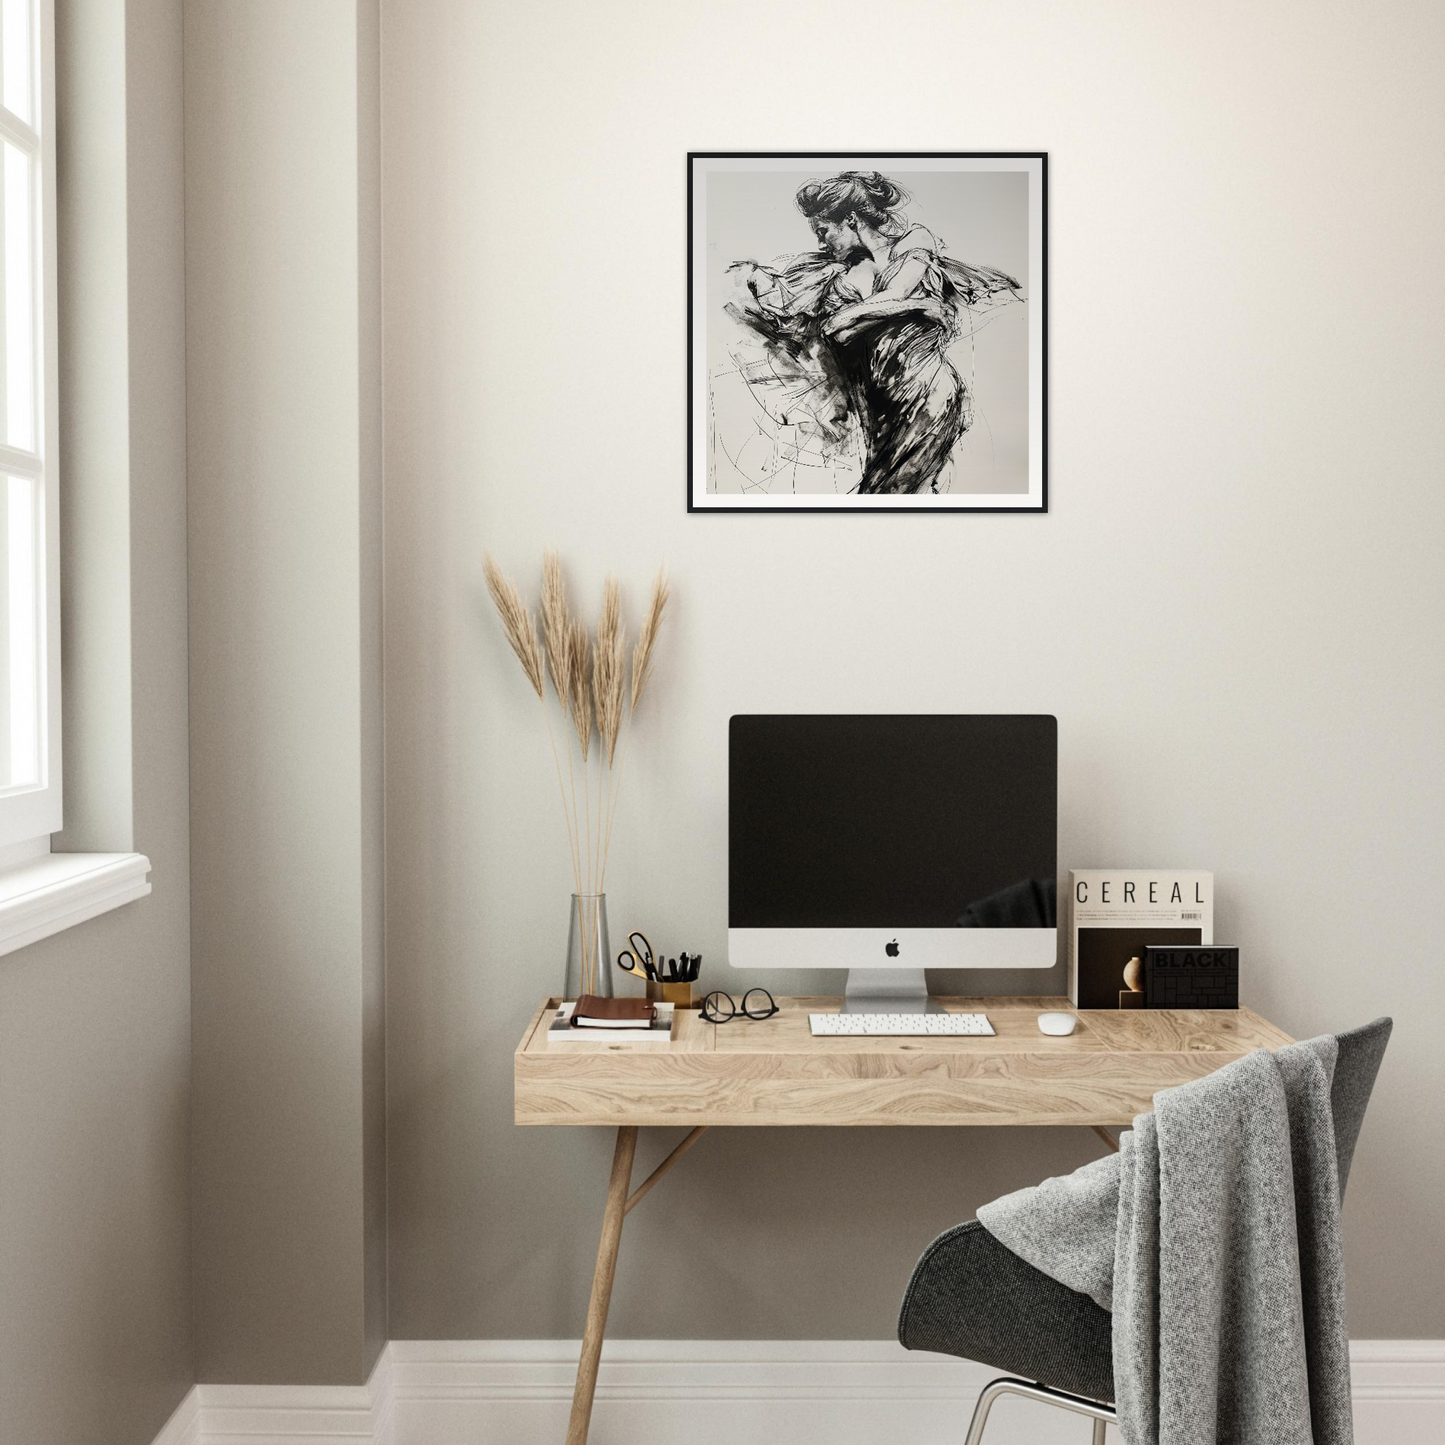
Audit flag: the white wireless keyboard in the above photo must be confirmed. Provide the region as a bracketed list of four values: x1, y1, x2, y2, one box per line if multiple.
[808, 1012, 994, 1037]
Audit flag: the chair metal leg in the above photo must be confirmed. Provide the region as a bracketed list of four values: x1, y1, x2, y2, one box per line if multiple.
[963, 1377, 1117, 1445]
[962, 1379, 1008, 1445]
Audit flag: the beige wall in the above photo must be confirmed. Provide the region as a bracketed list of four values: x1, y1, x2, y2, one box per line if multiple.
[0, 2, 193, 1443]
[186, 0, 386, 1386]
[382, 0, 1445, 1343]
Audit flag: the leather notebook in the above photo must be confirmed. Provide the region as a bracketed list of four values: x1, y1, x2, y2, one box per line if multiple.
[571, 995, 657, 1028]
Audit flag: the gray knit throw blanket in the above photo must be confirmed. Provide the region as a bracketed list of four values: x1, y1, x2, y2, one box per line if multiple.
[977, 1037, 1353, 1445]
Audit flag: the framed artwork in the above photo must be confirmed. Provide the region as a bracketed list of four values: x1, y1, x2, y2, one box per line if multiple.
[688, 152, 1047, 513]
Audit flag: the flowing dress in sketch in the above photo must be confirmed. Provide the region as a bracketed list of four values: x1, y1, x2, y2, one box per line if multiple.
[725, 228, 1021, 495]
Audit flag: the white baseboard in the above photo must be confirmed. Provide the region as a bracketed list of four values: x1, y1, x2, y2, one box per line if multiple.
[150, 1353, 394, 1445]
[150, 1339, 1445, 1445]
[150, 1385, 200, 1445]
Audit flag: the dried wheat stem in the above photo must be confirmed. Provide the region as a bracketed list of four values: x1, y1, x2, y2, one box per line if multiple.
[590, 744, 601, 911]
[581, 756, 593, 903]
[591, 577, 625, 898]
[543, 702, 582, 895]
[588, 888, 599, 993]
[581, 851, 600, 992]
[598, 722, 629, 894]
[630, 567, 669, 711]
[598, 715, 630, 891]
[541, 551, 585, 896]
[540, 551, 572, 703]
[598, 747, 608, 924]
[599, 569, 667, 889]
[594, 579, 625, 765]
[566, 618, 594, 904]
[598, 705, 642, 894]
[566, 731, 583, 896]
[568, 618, 593, 762]
[483, 554, 545, 699]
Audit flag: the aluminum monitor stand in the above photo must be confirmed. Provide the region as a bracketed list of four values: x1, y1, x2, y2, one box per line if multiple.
[841, 967, 942, 1014]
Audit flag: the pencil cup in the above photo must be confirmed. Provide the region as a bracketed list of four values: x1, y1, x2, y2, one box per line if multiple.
[647, 980, 693, 1009]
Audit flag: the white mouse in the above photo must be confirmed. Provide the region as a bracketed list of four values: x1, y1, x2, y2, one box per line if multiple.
[1037, 1011, 1078, 1036]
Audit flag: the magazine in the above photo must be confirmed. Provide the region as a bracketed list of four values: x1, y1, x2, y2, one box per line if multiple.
[1068, 870, 1213, 1009]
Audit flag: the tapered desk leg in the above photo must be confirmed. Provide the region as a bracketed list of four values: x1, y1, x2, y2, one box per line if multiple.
[566, 1125, 638, 1445]
[1091, 1126, 1120, 1153]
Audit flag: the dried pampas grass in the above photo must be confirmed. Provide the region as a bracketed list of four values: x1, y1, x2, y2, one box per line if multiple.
[483, 555, 544, 700]
[567, 618, 593, 761]
[483, 551, 669, 928]
[593, 578, 625, 766]
[631, 568, 669, 711]
[540, 551, 572, 708]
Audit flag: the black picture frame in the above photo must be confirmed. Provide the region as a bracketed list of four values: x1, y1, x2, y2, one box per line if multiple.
[687, 151, 1048, 514]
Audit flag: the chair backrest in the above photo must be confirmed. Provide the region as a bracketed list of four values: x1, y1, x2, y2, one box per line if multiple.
[1330, 1016, 1392, 1199]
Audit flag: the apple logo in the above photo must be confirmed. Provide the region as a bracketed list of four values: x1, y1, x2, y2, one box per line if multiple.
[885, 939, 900, 957]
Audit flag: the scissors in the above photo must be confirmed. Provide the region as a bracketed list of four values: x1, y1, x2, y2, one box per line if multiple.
[616, 931, 657, 982]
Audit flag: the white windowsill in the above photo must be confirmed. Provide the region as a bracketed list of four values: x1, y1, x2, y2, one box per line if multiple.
[0, 852, 152, 958]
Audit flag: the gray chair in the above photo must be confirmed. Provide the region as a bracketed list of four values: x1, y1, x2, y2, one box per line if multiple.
[898, 1018, 1392, 1443]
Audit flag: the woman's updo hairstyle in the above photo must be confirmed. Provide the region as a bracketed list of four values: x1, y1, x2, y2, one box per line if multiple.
[796, 170, 910, 235]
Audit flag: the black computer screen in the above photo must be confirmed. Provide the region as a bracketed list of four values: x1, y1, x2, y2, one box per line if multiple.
[728, 715, 1057, 929]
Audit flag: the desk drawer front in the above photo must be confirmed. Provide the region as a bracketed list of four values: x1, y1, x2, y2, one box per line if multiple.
[514, 1049, 1249, 1127]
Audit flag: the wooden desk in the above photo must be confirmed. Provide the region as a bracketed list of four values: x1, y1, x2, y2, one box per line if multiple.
[514, 995, 1293, 1444]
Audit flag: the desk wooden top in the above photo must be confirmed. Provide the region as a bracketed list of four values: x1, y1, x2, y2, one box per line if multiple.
[514, 996, 1294, 1128]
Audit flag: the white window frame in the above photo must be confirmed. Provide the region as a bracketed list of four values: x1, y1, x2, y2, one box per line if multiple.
[0, 0, 150, 955]
[0, 0, 59, 853]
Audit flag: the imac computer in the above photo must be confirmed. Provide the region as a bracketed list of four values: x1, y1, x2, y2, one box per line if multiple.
[728, 714, 1058, 1013]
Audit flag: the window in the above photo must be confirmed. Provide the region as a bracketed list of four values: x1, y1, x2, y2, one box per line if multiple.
[0, 0, 57, 855]
[0, 0, 150, 951]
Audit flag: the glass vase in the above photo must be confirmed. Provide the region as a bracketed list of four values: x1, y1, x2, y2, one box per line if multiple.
[564, 893, 612, 1001]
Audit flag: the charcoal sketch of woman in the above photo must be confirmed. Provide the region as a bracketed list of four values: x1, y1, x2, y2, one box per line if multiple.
[725, 172, 1021, 495]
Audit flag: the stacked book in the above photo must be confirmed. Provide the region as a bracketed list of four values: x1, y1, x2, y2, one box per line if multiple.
[546, 997, 676, 1045]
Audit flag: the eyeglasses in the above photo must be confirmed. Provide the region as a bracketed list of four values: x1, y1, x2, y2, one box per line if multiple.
[701, 988, 779, 1023]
